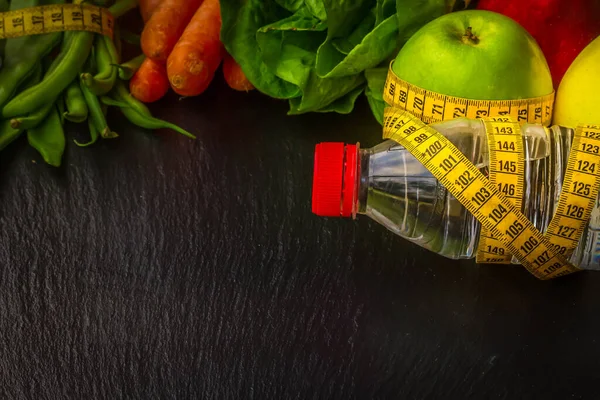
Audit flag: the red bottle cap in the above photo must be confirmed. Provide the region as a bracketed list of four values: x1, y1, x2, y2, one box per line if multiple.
[312, 142, 358, 217]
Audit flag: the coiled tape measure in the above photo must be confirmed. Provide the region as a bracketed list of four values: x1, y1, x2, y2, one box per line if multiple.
[382, 64, 600, 280]
[0, 3, 114, 39]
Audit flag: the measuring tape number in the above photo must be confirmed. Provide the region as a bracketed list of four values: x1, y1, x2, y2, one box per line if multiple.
[383, 64, 555, 127]
[475, 119, 524, 264]
[0, 3, 114, 39]
[382, 108, 600, 280]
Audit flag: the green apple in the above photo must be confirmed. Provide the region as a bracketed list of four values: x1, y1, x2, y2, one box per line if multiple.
[392, 10, 554, 100]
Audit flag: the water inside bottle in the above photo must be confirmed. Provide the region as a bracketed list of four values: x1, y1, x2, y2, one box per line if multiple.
[357, 118, 600, 270]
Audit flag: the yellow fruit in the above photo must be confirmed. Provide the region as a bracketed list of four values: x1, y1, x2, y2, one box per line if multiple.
[553, 36, 600, 128]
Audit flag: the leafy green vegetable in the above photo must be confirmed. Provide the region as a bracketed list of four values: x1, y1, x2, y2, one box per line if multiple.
[220, 0, 458, 119]
[257, 8, 364, 114]
[276, 0, 305, 12]
[316, 14, 398, 78]
[364, 67, 388, 123]
[316, 85, 366, 114]
[323, 0, 375, 40]
[288, 70, 365, 114]
[331, 10, 376, 55]
[221, 0, 300, 99]
[305, 0, 327, 20]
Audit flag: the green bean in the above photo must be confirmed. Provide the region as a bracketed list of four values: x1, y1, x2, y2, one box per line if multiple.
[0, 0, 64, 108]
[27, 105, 66, 167]
[10, 102, 54, 130]
[2, 31, 94, 119]
[114, 79, 151, 116]
[115, 54, 145, 80]
[0, 120, 23, 151]
[105, 34, 121, 65]
[99, 96, 128, 108]
[63, 79, 88, 123]
[94, 35, 113, 78]
[102, 92, 196, 139]
[80, 35, 118, 96]
[18, 64, 44, 93]
[121, 107, 195, 139]
[56, 95, 66, 125]
[9, 50, 75, 130]
[81, 79, 117, 140]
[75, 117, 99, 148]
[0, 62, 43, 147]
[109, 0, 139, 18]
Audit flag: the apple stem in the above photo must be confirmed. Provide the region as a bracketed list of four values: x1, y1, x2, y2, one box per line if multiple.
[462, 27, 479, 45]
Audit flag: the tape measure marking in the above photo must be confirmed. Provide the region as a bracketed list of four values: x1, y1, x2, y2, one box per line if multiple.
[0, 4, 114, 39]
[544, 128, 600, 259]
[383, 64, 555, 126]
[476, 118, 524, 264]
[382, 108, 600, 280]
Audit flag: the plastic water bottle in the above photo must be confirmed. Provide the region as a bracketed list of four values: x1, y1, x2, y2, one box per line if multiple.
[311, 117, 600, 270]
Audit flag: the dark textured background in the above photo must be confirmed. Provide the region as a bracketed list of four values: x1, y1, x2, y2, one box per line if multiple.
[1, 77, 600, 399]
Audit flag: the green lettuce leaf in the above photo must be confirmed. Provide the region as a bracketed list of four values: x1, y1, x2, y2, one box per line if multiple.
[364, 67, 388, 124]
[316, 14, 398, 78]
[322, 0, 375, 39]
[220, 0, 456, 119]
[376, 0, 396, 24]
[331, 10, 376, 55]
[221, 0, 300, 99]
[315, 85, 365, 114]
[305, 0, 327, 20]
[276, 0, 305, 12]
[288, 70, 365, 114]
[257, 7, 364, 114]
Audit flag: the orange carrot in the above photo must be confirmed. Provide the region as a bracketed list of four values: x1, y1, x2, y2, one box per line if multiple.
[130, 58, 170, 103]
[166, 0, 223, 97]
[140, 0, 203, 62]
[139, 0, 164, 22]
[223, 53, 255, 92]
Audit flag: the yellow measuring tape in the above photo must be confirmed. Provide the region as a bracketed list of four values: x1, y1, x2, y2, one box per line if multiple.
[383, 66, 555, 127]
[0, 3, 114, 39]
[382, 66, 600, 280]
[475, 118, 524, 264]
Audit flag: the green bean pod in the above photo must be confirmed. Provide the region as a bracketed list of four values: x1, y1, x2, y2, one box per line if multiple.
[56, 95, 66, 125]
[114, 79, 151, 116]
[109, 0, 139, 18]
[101, 93, 195, 139]
[0, 62, 44, 150]
[0, 0, 64, 108]
[27, 105, 66, 167]
[9, 48, 77, 130]
[63, 79, 88, 123]
[115, 54, 145, 81]
[0, 120, 22, 151]
[10, 101, 54, 130]
[80, 35, 118, 96]
[2, 31, 94, 119]
[75, 117, 99, 148]
[94, 35, 113, 78]
[81, 79, 117, 140]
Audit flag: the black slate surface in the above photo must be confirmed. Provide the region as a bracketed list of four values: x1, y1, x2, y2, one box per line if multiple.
[1, 78, 600, 399]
